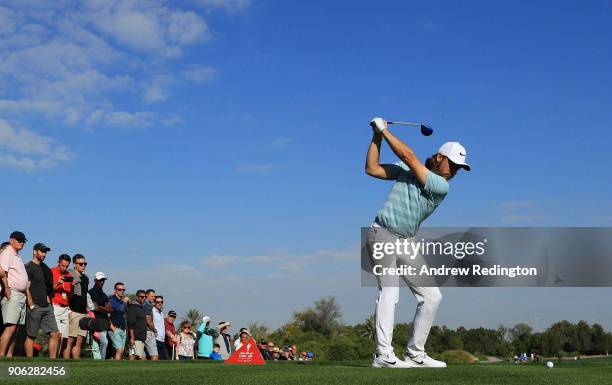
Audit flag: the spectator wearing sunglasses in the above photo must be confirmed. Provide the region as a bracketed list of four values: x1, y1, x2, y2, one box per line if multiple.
[127, 289, 147, 360]
[0, 231, 28, 358]
[164, 310, 178, 358]
[108, 282, 129, 360]
[65, 254, 89, 359]
[89, 272, 111, 359]
[177, 321, 195, 360]
[152, 295, 168, 359]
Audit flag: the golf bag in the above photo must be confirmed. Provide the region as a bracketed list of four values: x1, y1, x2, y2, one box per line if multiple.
[79, 317, 110, 332]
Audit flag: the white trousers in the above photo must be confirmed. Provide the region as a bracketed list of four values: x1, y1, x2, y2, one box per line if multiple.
[366, 226, 442, 357]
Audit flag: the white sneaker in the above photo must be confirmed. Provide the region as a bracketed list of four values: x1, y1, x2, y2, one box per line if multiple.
[372, 351, 416, 368]
[404, 353, 447, 368]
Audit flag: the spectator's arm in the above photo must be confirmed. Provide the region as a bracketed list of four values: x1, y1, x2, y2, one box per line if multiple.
[25, 280, 33, 308]
[197, 322, 206, 333]
[146, 314, 156, 333]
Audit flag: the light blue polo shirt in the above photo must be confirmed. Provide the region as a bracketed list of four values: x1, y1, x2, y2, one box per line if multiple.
[375, 162, 449, 237]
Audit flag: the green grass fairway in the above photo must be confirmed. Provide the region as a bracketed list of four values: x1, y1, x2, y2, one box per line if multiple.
[2, 357, 612, 385]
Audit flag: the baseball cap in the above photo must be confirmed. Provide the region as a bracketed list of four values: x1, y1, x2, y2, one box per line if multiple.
[218, 321, 231, 329]
[9, 231, 27, 243]
[168, 310, 177, 317]
[33, 242, 50, 252]
[203, 315, 211, 323]
[438, 142, 470, 171]
[259, 339, 267, 344]
[94, 272, 107, 280]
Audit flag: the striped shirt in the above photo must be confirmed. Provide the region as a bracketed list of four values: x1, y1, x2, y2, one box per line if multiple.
[375, 162, 449, 237]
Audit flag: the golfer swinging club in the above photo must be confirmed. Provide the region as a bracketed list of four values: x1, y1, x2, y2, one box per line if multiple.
[365, 118, 470, 368]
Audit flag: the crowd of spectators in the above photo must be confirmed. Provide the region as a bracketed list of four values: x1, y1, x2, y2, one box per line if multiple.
[0, 230, 315, 361]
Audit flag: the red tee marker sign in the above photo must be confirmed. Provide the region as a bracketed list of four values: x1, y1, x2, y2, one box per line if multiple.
[225, 337, 265, 365]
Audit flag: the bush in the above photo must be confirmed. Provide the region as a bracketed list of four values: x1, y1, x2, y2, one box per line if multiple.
[435, 350, 477, 364]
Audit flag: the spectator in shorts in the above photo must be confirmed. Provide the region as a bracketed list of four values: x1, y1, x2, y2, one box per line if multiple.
[215, 321, 232, 360]
[127, 290, 147, 360]
[177, 321, 195, 360]
[109, 282, 129, 360]
[24, 243, 60, 358]
[51, 254, 72, 357]
[0, 231, 29, 358]
[89, 272, 111, 359]
[65, 254, 89, 359]
[164, 310, 178, 359]
[152, 295, 168, 359]
[143, 289, 159, 360]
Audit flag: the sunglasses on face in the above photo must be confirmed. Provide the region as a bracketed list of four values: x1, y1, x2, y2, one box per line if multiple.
[155, 301, 163, 304]
[116, 288, 125, 291]
[137, 295, 146, 299]
[75, 262, 87, 266]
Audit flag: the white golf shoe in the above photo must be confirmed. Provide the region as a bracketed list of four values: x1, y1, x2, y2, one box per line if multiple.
[404, 353, 447, 368]
[372, 351, 416, 368]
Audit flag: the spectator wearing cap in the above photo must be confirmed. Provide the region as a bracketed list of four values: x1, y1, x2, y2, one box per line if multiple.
[24, 242, 60, 358]
[0, 231, 29, 358]
[88, 272, 111, 359]
[164, 310, 178, 359]
[127, 289, 148, 360]
[214, 321, 232, 360]
[235, 330, 249, 351]
[142, 289, 159, 360]
[108, 282, 130, 360]
[152, 295, 168, 359]
[234, 328, 250, 350]
[51, 254, 72, 357]
[258, 339, 273, 360]
[196, 315, 217, 359]
[65, 254, 89, 359]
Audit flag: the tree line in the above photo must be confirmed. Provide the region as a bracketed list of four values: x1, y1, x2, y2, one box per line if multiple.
[183, 297, 612, 361]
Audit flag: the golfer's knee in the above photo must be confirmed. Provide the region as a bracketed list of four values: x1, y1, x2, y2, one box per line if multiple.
[378, 287, 399, 305]
[427, 290, 442, 307]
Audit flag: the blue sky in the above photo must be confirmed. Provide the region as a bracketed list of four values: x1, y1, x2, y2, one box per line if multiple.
[1, 1, 611, 332]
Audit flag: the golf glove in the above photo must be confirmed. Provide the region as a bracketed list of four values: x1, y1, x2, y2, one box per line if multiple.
[370, 117, 386, 133]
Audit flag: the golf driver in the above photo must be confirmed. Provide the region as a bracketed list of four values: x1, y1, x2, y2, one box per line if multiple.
[387, 121, 434, 136]
[370, 117, 433, 136]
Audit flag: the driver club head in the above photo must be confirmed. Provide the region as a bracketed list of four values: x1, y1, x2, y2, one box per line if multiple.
[420, 124, 433, 136]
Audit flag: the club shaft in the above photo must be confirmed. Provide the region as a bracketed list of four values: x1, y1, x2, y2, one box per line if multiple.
[387, 121, 419, 126]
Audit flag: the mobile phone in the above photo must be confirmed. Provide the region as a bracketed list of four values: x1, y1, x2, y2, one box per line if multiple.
[63, 275, 74, 282]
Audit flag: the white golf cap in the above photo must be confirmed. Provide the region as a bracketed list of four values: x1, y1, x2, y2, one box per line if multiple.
[438, 142, 470, 171]
[94, 272, 107, 280]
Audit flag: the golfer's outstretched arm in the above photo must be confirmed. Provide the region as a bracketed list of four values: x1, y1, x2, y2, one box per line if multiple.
[365, 133, 400, 180]
[380, 129, 428, 186]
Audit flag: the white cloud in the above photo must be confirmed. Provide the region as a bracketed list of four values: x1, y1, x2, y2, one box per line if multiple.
[0, 119, 73, 171]
[235, 163, 277, 173]
[498, 200, 544, 224]
[191, 0, 251, 13]
[0, 1, 222, 134]
[181, 65, 218, 83]
[201, 254, 240, 269]
[270, 137, 293, 147]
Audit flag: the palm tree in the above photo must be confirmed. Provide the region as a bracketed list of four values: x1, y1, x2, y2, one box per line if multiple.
[183, 308, 203, 330]
[361, 314, 376, 340]
[247, 322, 270, 340]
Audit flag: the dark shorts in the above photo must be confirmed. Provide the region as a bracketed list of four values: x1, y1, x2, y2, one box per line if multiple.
[27, 305, 59, 338]
[156, 340, 169, 359]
